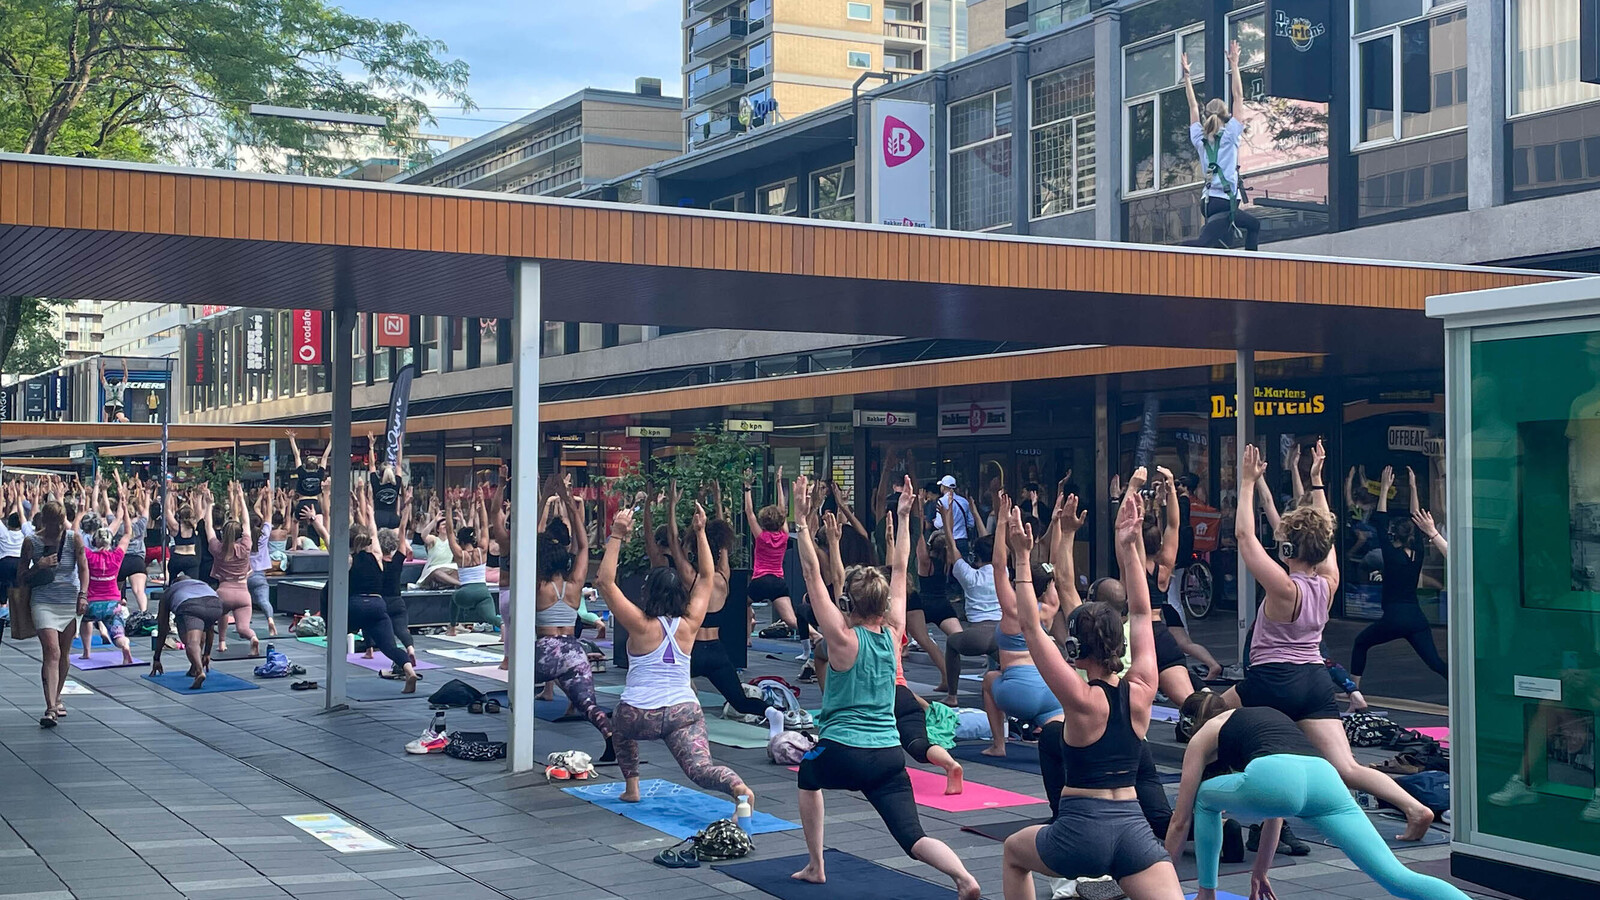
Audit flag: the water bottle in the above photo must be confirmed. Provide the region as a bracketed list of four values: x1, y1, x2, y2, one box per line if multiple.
[431, 711, 446, 736]
[736, 795, 753, 835]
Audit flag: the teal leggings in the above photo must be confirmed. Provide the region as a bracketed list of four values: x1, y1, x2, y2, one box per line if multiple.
[1195, 755, 1468, 900]
[450, 582, 501, 628]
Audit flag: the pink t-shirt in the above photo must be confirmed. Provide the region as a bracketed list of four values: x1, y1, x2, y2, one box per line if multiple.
[753, 530, 788, 579]
[86, 547, 126, 602]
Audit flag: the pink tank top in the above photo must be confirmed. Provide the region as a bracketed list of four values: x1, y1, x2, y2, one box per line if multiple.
[753, 530, 787, 579]
[86, 547, 125, 602]
[1250, 572, 1329, 666]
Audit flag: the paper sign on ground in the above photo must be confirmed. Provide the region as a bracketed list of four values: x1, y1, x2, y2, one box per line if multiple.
[283, 813, 391, 852]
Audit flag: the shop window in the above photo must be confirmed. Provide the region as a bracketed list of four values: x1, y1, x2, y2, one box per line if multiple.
[758, 178, 799, 215]
[811, 161, 856, 221]
[1123, 27, 1206, 194]
[1353, 4, 1467, 148]
[1509, 0, 1600, 115]
[1030, 62, 1095, 219]
[711, 192, 747, 211]
[949, 87, 1014, 230]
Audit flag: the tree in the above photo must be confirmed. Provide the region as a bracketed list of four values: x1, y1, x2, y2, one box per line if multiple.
[0, 297, 67, 377]
[0, 0, 472, 372]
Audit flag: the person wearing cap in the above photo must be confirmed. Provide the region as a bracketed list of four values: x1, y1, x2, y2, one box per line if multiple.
[933, 476, 976, 561]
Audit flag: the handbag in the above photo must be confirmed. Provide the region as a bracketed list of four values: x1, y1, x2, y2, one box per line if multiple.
[26, 534, 66, 589]
[443, 730, 506, 761]
[7, 584, 36, 642]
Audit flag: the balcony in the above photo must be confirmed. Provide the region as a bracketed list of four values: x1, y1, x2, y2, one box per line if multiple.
[690, 0, 740, 14]
[882, 21, 928, 44]
[690, 18, 750, 59]
[694, 116, 747, 146]
[690, 65, 748, 104]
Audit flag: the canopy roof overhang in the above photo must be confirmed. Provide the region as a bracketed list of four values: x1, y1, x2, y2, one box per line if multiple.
[0, 154, 1566, 358]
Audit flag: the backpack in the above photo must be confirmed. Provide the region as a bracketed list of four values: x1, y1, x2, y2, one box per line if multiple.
[746, 675, 812, 730]
[692, 818, 753, 861]
[444, 730, 506, 761]
[124, 610, 157, 637]
[428, 678, 486, 709]
[1383, 770, 1450, 815]
[1344, 712, 1400, 748]
[254, 645, 291, 678]
[767, 729, 817, 766]
[294, 614, 326, 637]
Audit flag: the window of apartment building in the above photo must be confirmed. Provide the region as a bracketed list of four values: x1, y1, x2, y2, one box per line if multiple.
[1228, 6, 1328, 171]
[950, 87, 1015, 230]
[1124, 26, 1206, 194]
[886, 49, 917, 70]
[848, 50, 872, 68]
[1030, 62, 1095, 219]
[812, 161, 857, 220]
[1509, 0, 1600, 115]
[748, 0, 771, 29]
[711, 192, 748, 211]
[885, 2, 915, 20]
[1353, 1, 1467, 146]
[543, 321, 565, 356]
[848, 2, 873, 20]
[1032, 0, 1091, 33]
[420, 316, 441, 373]
[748, 38, 772, 79]
[759, 178, 800, 215]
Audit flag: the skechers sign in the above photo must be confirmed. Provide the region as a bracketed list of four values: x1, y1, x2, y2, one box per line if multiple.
[871, 99, 932, 229]
[1266, 0, 1332, 101]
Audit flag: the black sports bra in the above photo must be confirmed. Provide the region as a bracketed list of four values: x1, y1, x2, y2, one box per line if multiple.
[1061, 679, 1143, 790]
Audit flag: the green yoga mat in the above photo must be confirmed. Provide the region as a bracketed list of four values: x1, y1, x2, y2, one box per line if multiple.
[297, 636, 328, 648]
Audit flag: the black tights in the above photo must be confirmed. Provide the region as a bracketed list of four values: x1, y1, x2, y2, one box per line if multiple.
[691, 639, 767, 717]
[1350, 605, 1447, 678]
[944, 621, 998, 691]
[384, 595, 414, 651]
[1194, 196, 1261, 251]
[1038, 722, 1171, 838]
[349, 594, 409, 670]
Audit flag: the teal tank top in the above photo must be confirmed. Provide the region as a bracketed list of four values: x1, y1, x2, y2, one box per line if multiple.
[819, 625, 900, 749]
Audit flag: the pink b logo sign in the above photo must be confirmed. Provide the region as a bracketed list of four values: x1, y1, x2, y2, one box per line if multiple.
[882, 115, 924, 167]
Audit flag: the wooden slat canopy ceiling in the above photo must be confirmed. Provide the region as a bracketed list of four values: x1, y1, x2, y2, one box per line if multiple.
[0, 154, 1564, 354]
[0, 422, 328, 442]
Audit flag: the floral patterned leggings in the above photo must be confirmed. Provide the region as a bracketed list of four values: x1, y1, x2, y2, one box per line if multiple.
[613, 700, 743, 797]
[535, 635, 611, 739]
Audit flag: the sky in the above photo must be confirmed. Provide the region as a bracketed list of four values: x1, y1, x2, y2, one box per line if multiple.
[338, 0, 684, 138]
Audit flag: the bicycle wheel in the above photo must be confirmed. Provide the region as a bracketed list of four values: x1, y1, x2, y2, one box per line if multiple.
[1182, 562, 1213, 620]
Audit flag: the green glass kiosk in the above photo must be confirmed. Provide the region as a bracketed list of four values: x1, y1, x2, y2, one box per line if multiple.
[1431, 281, 1600, 899]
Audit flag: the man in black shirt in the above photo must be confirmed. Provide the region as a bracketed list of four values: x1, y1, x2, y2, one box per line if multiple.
[366, 431, 403, 529]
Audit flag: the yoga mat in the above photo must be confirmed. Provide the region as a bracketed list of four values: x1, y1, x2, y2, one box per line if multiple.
[344, 677, 427, 702]
[425, 647, 502, 664]
[535, 698, 610, 722]
[143, 671, 259, 694]
[715, 850, 952, 900]
[1152, 705, 1180, 722]
[561, 779, 798, 840]
[457, 664, 508, 683]
[71, 651, 146, 670]
[1186, 893, 1247, 900]
[346, 653, 439, 672]
[1414, 725, 1449, 748]
[784, 765, 1045, 812]
[950, 741, 1040, 774]
[70, 635, 112, 650]
[960, 816, 1051, 841]
[1292, 811, 1450, 849]
[297, 636, 328, 648]
[703, 715, 772, 749]
[432, 632, 503, 647]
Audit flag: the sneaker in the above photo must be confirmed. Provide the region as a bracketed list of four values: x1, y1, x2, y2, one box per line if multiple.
[1277, 823, 1311, 856]
[1580, 796, 1600, 823]
[405, 728, 447, 755]
[798, 662, 817, 684]
[1488, 774, 1538, 807]
[1073, 877, 1125, 900]
[758, 622, 794, 639]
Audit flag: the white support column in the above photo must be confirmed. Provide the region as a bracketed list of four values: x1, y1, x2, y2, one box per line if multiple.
[508, 261, 542, 773]
[267, 440, 277, 493]
[325, 302, 355, 711]
[1235, 349, 1256, 667]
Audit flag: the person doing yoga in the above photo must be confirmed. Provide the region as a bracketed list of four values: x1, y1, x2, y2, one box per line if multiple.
[201, 482, 260, 657]
[1002, 485, 1183, 900]
[1225, 442, 1435, 841]
[347, 480, 420, 694]
[537, 475, 615, 763]
[1184, 41, 1260, 251]
[1169, 694, 1470, 900]
[599, 502, 753, 805]
[445, 486, 499, 633]
[939, 494, 1000, 707]
[1350, 466, 1448, 685]
[150, 571, 225, 690]
[747, 467, 803, 638]
[790, 475, 981, 899]
[988, 491, 1065, 763]
[1139, 467, 1222, 702]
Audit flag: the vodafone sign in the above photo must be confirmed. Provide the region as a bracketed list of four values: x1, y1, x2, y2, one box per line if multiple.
[293, 309, 325, 365]
[870, 99, 933, 228]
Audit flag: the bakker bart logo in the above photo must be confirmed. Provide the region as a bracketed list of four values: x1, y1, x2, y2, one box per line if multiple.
[882, 115, 925, 167]
[1275, 9, 1325, 52]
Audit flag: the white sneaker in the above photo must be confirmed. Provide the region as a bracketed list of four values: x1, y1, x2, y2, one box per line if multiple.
[1582, 797, 1600, 823]
[1488, 774, 1538, 807]
[405, 727, 447, 755]
[1048, 878, 1078, 899]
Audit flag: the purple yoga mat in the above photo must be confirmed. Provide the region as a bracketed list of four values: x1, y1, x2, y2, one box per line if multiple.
[71, 651, 146, 670]
[346, 653, 440, 672]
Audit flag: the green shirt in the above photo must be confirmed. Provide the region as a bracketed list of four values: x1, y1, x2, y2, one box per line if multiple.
[819, 625, 901, 749]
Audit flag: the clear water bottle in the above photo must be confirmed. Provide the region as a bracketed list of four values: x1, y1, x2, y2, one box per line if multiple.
[736, 795, 753, 835]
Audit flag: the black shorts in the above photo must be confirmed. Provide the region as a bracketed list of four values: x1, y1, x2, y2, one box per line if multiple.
[375, 510, 401, 530]
[175, 595, 224, 635]
[798, 739, 924, 855]
[748, 573, 788, 603]
[1159, 605, 1184, 629]
[1152, 621, 1187, 672]
[293, 497, 322, 522]
[169, 553, 200, 579]
[1236, 662, 1340, 721]
[119, 553, 146, 581]
[917, 585, 959, 625]
[1035, 796, 1168, 881]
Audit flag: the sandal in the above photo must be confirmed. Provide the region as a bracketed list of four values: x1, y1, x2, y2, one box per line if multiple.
[40, 712, 58, 729]
[484, 699, 501, 714]
[469, 701, 484, 714]
[291, 681, 319, 691]
[652, 846, 700, 869]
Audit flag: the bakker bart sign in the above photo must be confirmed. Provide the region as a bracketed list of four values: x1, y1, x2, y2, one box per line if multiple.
[871, 99, 932, 229]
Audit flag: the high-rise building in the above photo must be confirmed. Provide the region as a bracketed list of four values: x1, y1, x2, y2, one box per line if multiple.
[682, 0, 968, 152]
[51, 299, 105, 363]
[99, 301, 181, 360]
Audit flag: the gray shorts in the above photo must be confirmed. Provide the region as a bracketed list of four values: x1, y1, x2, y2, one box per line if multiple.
[175, 595, 224, 635]
[1035, 796, 1168, 881]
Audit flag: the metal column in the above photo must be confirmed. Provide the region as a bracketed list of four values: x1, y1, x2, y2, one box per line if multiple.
[1235, 349, 1256, 666]
[324, 301, 355, 711]
[508, 261, 542, 773]
[1093, 375, 1111, 579]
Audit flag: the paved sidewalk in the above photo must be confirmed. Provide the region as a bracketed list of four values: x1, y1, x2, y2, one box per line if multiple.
[0, 626, 1492, 900]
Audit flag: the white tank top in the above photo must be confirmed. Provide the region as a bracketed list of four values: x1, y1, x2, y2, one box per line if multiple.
[537, 580, 578, 628]
[621, 617, 698, 710]
[458, 563, 487, 584]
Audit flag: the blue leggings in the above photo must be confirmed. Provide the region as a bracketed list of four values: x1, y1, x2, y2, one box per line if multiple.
[1195, 755, 1468, 900]
[991, 664, 1063, 728]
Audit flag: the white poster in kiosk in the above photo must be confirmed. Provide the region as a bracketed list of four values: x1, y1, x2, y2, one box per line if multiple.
[871, 99, 933, 228]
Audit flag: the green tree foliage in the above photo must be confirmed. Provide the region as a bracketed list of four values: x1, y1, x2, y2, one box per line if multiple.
[0, 297, 66, 376]
[606, 429, 761, 573]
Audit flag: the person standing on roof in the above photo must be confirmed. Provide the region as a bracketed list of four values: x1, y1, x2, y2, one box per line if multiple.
[1185, 41, 1261, 251]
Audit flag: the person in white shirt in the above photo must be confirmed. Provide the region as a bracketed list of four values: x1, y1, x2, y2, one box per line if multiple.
[1185, 41, 1260, 251]
[938, 495, 1000, 707]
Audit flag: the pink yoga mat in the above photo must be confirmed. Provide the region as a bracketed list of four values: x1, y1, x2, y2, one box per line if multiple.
[71, 651, 145, 670]
[1415, 726, 1449, 748]
[458, 664, 508, 683]
[787, 766, 1046, 812]
[346, 653, 440, 672]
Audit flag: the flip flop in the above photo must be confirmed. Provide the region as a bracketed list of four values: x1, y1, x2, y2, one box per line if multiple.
[484, 699, 501, 714]
[652, 847, 700, 869]
[469, 701, 484, 714]
[291, 681, 319, 691]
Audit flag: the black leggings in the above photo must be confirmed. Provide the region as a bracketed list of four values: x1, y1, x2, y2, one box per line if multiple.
[1038, 722, 1172, 838]
[797, 739, 925, 855]
[1349, 604, 1446, 678]
[349, 594, 409, 670]
[384, 595, 414, 650]
[894, 684, 933, 764]
[691, 639, 766, 717]
[944, 620, 998, 690]
[1194, 196, 1261, 251]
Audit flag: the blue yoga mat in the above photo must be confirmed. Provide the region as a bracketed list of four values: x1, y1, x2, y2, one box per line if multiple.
[561, 779, 798, 840]
[535, 698, 607, 722]
[715, 850, 953, 900]
[142, 670, 258, 694]
[950, 740, 1040, 773]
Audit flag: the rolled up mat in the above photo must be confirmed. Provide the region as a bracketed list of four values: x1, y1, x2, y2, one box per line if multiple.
[714, 850, 953, 900]
[142, 670, 258, 694]
[562, 779, 798, 839]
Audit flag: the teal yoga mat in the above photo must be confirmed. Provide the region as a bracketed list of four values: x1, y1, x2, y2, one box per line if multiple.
[562, 779, 797, 839]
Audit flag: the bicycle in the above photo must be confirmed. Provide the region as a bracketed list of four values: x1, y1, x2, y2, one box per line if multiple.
[1181, 557, 1214, 620]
